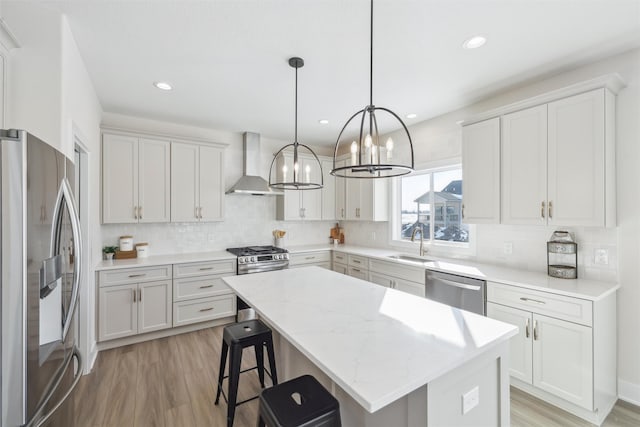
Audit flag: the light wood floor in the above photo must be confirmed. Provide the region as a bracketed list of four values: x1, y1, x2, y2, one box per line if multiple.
[75, 326, 640, 427]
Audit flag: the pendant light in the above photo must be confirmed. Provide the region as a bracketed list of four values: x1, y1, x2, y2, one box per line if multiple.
[330, 0, 414, 178]
[269, 57, 323, 190]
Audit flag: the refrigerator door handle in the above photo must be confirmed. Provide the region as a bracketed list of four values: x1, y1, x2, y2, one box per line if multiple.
[24, 347, 83, 427]
[50, 177, 83, 340]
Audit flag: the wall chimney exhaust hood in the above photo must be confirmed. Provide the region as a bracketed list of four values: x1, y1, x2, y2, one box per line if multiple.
[226, 132, 283, 196]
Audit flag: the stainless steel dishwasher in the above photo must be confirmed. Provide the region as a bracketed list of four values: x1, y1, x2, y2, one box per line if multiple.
[425, 270, 486, 315]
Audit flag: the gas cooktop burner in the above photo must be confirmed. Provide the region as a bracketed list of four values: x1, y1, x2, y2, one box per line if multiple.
[226, 245, 288, 257]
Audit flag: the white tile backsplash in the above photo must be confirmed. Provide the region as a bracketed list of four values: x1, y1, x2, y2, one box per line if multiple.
[102, 195, 335, 255]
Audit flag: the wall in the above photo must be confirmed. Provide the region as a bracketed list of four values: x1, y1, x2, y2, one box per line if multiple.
[100, 112, 336, 253]
[344, 48, 640, 403]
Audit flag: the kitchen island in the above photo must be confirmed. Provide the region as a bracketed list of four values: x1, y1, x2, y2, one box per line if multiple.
[223, 266, 518, 426]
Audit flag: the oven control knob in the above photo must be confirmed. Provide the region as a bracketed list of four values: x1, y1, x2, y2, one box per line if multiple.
[239, 257, 245, 264]
[275, 254, 281, 260]
[251, 256, 257, 263]
[284, 253, 289, 260]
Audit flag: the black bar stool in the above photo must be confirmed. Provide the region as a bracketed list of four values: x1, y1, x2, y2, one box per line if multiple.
[257, 374, 341, 427]
[215, 319, 278, 427]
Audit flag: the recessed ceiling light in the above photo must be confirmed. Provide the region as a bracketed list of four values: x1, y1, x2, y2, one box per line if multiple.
[462, 36, 486, 49]
[153, 81, 173, 91]
[318, 119, 329, 125]
[406, 113, 417, 119]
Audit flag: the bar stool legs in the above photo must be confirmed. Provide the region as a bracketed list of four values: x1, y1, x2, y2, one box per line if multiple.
[215, 320, 279, 427]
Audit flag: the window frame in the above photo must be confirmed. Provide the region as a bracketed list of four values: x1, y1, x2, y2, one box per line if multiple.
[388, 161, 476, 257]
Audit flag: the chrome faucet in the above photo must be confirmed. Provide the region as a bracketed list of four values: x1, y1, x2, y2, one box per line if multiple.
[410, 224, 426, 257]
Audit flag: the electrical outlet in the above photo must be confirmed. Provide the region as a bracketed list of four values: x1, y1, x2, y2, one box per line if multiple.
[503, 242, 513, 255]
[462, 386, 479, 414]
[594, 249, 609, 265]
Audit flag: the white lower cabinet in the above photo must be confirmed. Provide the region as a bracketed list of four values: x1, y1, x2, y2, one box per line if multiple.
[172, 259, 237, 326]
[289, 251, 331, 270]
[332, 251, 349, 274]
[98, 274, 172, 342]
[486, 281, 616, 424]
[369, 271, 425, 297]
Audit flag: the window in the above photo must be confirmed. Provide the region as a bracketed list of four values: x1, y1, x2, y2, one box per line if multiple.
[394, 165, 469, 246]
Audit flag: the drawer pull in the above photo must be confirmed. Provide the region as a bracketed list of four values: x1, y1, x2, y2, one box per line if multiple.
[525, 318, 530, 338]
[520, 297, 546, 305]
[199, 267, 214, 271]
[533, 320, 539, 340]
[335, 255, 344, 260]
[199, 307, 214, 312]
[199, 285, 214, 289]
[305, 256, 316, 260]
[352, 268, 361, 273]
[128, 274, 146, 278]
[353, 259, 361, 264]
[133, 288, 136, 302]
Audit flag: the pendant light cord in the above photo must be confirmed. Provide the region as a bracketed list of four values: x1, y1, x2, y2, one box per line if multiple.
[369, 0, 373, 107]
[294, 64, 298, 144]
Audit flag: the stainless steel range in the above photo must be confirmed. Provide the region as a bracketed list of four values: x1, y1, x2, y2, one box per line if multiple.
[226, 245, 290, 321]
[227, 245, 290, 275]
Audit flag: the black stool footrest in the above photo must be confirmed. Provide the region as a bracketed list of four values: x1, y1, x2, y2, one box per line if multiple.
[258, 375, 341, 427]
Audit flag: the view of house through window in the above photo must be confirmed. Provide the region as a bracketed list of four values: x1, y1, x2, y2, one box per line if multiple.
[399, 166, 469, 244]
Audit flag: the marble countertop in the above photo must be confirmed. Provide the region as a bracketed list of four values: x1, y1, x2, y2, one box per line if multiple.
[289, 244, 619, 301]
[223, 266, 518, 413]
[94, 243, 618, 301]
[94, 250, 235, 271]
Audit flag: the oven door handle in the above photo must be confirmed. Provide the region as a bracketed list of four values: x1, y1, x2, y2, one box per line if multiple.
[430, 277, 482, 291]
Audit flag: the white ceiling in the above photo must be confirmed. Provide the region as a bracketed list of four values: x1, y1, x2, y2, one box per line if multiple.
[50, 0, 640, 146]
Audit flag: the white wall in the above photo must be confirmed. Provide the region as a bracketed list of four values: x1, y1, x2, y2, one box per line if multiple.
[344, 48, 640, 402]
[100, 112, 336, 253]
[2, 4, 104, 371]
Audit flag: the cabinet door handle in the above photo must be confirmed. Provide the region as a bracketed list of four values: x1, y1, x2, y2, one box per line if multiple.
[525, 318, 530, 338]
[133, 288, 137, 303]
[541, 201, 545, 219]
[462, 204, 465, 219]
[548, 201, 553, 219]
[134, 206, 138, 220]
[341, 208, 344, 218]
[138, 289, 142, 302]
[305, 256, 316, 260]
[200, 207, 203, 219]
[199, 285, 214, 289]
[139, 206, 142, 220]
[199, 267, 214, 271]
[199, 307, 214, 312]
[520, 297, 546, 305]
[533, 320, 539, 340]
[195, 206, 199, 219]
[128, 273, 146, 278]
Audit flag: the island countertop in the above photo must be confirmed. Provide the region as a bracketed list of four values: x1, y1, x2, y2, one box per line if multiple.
[223, 266, 518, 413]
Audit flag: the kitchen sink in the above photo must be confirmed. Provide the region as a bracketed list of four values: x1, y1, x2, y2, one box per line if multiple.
[386, 254, 433, 265]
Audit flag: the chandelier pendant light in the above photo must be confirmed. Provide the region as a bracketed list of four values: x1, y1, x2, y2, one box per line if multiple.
[330, 0, 415, 178]
[269, 57, 323, 190]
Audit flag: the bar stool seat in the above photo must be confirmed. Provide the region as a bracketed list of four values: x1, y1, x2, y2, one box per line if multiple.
[215, 319, 278, 427]
[258, 375, 341, 427]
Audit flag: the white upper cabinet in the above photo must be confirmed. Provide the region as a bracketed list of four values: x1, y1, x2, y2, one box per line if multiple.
[321, 159, 335, 220]
[334, 158, 347, 220]
[463, 77, 619, 228]
[547, 89, 608, 227]
[501, 105, 548, 225]
[461, 117, 500, 224]
[276, 154, 324, 220]
[171, 141, 225, 222]
[102, 133, 170, 224]
[501, 89, 612, 227]
[343, 168, 388, 222]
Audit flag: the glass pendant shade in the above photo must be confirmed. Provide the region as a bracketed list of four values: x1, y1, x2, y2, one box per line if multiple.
[269, 57, 323, 190]
[330, 0, 415, 179]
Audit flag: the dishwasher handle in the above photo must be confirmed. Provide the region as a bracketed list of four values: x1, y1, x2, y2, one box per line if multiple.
[430, 276, 482, 291]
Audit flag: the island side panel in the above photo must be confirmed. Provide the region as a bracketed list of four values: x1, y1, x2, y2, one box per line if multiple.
[427, 341, 511, 426]
[272, 327, 423, 427]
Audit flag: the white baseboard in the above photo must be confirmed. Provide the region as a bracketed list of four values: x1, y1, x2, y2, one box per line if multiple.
[619, 379, 640, 406]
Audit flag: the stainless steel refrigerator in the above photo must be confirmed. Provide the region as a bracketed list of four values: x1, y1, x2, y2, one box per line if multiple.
[1, 129, 83, 427]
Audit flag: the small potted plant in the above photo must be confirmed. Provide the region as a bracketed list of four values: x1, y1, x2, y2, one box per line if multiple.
[102, 246, 118, 261]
